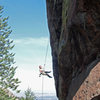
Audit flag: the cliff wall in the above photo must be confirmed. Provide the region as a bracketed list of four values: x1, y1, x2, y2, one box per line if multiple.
[46, 0, 100, 100]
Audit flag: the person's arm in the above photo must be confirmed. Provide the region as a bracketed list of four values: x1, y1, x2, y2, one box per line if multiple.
[39, 73, 42, 77]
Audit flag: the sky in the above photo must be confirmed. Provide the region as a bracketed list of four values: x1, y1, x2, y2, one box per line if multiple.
[0, 0, 56, 96]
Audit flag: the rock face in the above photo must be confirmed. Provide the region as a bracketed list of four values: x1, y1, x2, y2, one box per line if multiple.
[73, 62, 100, 100]
[46, 0, 100, 100]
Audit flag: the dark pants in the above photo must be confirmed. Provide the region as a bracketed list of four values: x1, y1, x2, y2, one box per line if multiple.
[44, 71, 52, 78]
[45, 71, 51, 73]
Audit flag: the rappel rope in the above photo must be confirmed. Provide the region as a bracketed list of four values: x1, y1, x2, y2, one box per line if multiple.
[44, 39, 49, 68]
[42, 39, 49, 100]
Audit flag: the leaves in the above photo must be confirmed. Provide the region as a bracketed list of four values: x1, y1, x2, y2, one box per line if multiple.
[25, 88, 36, 100]
[0, 5, 20, 99]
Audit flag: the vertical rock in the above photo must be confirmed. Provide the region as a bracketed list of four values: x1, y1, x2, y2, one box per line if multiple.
[46, 0, 100, 100]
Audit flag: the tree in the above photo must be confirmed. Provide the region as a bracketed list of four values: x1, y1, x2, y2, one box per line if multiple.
[25, 88, 36, 100]
[19, 88, 36, 100]
[0, 5, 20, 99]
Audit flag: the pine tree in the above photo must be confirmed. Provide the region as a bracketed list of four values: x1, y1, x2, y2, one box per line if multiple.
[25, 88, 35, 100]
[19, 88, 36, 100]
[0, 6, 20, 99]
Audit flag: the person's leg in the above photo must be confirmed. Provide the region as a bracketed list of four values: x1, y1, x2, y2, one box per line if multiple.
[46, 73, 52, 78]
[45, 71, 51, 73]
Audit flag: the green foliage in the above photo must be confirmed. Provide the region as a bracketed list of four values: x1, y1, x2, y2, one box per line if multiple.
[19, 97, 25, 100]
[0, 88, 16, 100]
[25, 88, 35, 100]
[0, 5, 20, 99]
[19, 88, 36, 100]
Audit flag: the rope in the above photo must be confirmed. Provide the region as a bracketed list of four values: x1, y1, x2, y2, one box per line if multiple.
[42, 76, 44, 100]
[44, 39, 49, 68]
[42, 39, 49, 100]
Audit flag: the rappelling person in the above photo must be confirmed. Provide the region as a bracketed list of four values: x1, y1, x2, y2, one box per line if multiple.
[39, 65, 52, 78]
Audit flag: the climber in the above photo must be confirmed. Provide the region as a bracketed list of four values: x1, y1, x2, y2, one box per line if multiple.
[39, 65, 52, 78]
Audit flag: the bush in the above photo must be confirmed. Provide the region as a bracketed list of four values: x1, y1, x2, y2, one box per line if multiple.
[19, 88, 36, 100]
